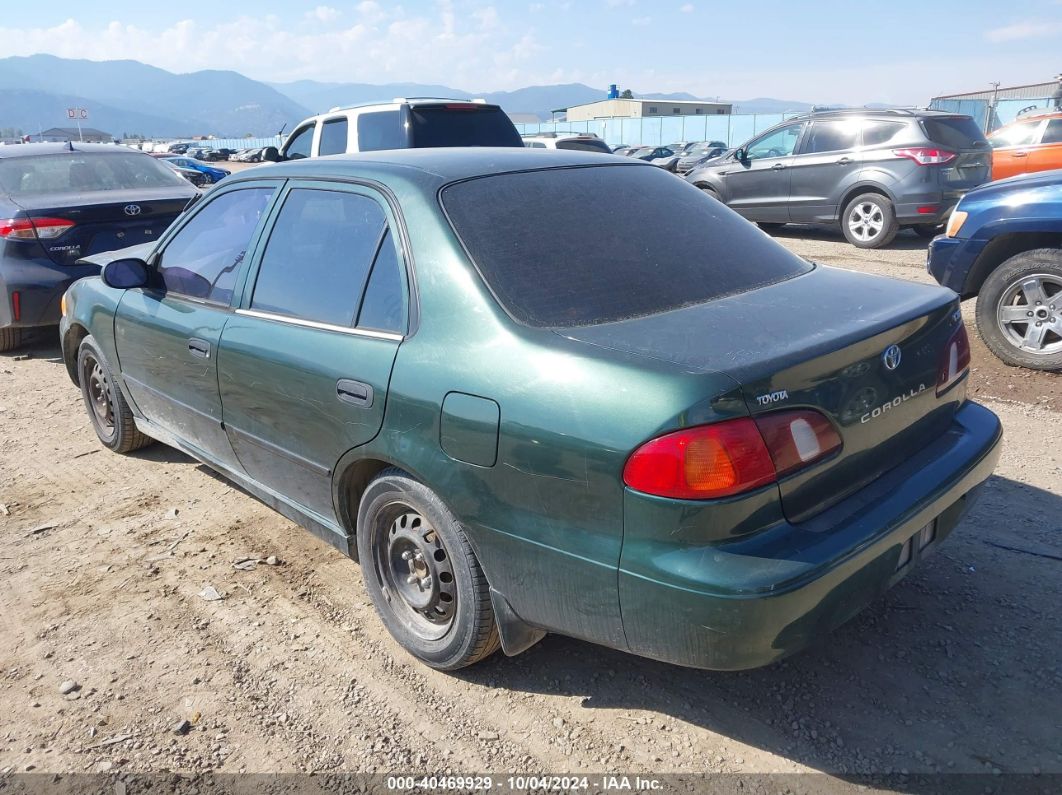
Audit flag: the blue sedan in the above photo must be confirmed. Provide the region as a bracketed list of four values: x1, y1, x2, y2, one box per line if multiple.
[161, 156, 230, 184]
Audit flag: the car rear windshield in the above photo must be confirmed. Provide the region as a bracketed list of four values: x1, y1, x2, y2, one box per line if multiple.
[555, 138, 612, 154]
[920, 116, 987, 150]
[0, 152, 186, 196]
[441, 164, 812, 328]
[410, 105, 523, 148]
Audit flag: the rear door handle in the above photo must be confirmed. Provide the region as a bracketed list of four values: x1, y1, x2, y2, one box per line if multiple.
[188, 338, 210, 359]
[337, 379, 373, 408]
[836, 157, 854, 165]
[771, 163, 787, 170]
[1012, 151, 1029, 158]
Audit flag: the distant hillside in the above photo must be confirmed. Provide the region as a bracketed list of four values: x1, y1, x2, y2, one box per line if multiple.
[0, 54, 835, 136]
[0, 54, 311, 137]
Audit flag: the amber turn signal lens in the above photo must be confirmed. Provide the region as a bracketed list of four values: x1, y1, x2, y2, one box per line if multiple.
[60, 292, 67, 318]
[945, 210, 968, 238]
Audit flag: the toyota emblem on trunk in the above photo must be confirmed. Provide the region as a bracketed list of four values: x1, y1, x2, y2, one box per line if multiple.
[882, 345, 902, 370]
[124, 204, 142, 216]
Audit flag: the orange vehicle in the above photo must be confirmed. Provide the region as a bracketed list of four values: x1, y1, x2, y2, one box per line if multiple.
[988, 111, 1062, 181]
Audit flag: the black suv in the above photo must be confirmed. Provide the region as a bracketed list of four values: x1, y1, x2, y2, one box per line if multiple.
[685, 109, 991, 248]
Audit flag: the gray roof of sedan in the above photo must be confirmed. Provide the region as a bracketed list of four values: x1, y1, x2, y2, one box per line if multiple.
[0, 142, 138, 158]
[244, 147, 644, 184]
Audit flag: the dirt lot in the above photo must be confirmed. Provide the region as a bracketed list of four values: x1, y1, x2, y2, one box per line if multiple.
[0, 229, 1059, 789]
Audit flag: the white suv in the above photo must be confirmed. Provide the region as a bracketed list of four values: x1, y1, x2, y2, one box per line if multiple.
[521, 132, 613, 154]
[264, 98, 523, 161]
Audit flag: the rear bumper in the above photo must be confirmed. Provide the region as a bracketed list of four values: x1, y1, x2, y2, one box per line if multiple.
[0, 256, 101, 329]
[895, 197, 960, 225]
[618, 401, 1002, 670]
[926, 235, 987, 297]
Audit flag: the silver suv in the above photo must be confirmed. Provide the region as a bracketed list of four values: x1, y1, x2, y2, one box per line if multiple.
[264, 98, 523, 160]
[685, 109, 991, 248]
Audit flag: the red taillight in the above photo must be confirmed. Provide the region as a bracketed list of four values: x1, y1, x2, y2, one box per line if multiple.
[623, 418, 775, 500]
[892, 147, 957, 166]
[917, 205, 939, 215]
[11, 291, 20, 321]
[0, 216, 74, 240]
[443, 103, 481, 111]
[937, 324, 971, 396]
[754, 409, 843, 477]
[623, 410, 842, 501]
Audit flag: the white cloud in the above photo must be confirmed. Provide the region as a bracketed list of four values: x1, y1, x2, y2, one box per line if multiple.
[0, 9, 548, 90]
[985, 20, 1062, 42]
[307, 5, 341, 24]
[680, 3, 694, 11]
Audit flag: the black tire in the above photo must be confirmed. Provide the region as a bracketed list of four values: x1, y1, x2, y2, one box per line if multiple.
[357, 468, 500, 670]
[913, 223, 943, 239]
[841, 192, 899, 249]
[0, 326, 22, 352]
[77, 336, 153, 453]
[757, 222, 786, 231]
[697, 185, 721, 201]
[974, 248, 1062, 372]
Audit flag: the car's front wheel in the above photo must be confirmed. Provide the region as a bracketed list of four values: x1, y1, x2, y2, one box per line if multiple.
[0, 327, 22, 352]
[975, 248, 1062, 371]
[841, 193, 898, 249]
[357, 469, 501, 670]
[77, 337, 153, 453]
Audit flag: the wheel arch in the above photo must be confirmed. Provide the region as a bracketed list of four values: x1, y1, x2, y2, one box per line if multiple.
[838, 183, 895, 222]
[963, 232, 1062, 299]
[62, 322, 91, 386]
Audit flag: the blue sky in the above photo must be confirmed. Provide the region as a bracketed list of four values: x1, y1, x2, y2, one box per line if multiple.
[1, 1, 1060, 104]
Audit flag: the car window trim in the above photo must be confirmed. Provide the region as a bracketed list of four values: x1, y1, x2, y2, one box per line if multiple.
[147, 182, 286, 308]
[236, 178, 413, 337]
[282, 122, 318, 160]
[234, 308, 403, 341]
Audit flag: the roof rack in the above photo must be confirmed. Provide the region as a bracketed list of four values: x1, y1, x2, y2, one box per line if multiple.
[326, 97, 489, 113]
[521, 131, 601, 139]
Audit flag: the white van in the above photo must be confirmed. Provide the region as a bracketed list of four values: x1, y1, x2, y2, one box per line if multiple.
[521, 132, 613, 154]
[263, 98, 523, 161]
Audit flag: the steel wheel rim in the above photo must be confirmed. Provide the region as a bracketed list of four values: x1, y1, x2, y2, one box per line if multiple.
[847, 201, 885, 242]
[372, 503, 457, 641]
[996, 273, 1062, 355]
[82, 355, 115, 435]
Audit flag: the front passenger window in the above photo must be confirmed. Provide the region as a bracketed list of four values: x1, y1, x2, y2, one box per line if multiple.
[746, 124, 802, 160]
[284, 124, 315, 160]
[157, 187, 275, 304]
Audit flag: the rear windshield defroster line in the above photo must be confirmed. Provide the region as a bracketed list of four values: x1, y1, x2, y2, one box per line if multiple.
[440, 164, 813, 328]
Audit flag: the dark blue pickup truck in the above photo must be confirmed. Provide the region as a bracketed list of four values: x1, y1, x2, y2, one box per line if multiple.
[928, 169, 1062, 371]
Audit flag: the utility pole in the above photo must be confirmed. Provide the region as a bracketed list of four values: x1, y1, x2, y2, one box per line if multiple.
[986, 81, 1000, 133]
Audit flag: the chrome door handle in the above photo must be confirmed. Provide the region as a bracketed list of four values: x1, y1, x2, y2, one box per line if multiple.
[836, 157, 854, 165]
[771, 163, 787, 170]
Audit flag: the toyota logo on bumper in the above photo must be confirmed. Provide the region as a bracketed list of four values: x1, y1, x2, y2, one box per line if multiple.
[882, 344, 902, 371]
[123, 204, 142, 216]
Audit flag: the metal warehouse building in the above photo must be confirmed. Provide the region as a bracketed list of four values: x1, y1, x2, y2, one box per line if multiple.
[930, 80, 1058, 131]
[563, 98, 732, 122]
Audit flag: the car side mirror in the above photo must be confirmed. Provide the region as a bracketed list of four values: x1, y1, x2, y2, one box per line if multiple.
[734, 148, 747, 163]
[260, 146, 282, 162]
[101, 258, 150, 289]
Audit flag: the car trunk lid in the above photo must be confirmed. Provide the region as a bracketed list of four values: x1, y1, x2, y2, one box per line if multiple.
[920, 115, 992, 192]
[9, 188, 190, 266]
[559, 265, 965, 523]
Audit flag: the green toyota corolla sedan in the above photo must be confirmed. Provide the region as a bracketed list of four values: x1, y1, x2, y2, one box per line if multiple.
[60, 149, 1002, 672]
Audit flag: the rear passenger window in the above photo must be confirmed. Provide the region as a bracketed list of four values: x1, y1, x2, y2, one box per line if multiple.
[804, 120, 861, 153]
[861, 121, 906, 147]
[357, 111, 407, 151]
[357, 229, 407, 334]
[318, 118, 348, 156]
[251, 189, 386, 327]
[1042, 119, 1062, 144]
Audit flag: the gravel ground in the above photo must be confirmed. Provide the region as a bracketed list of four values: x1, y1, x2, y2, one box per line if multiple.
[0, 227, 1059, 790]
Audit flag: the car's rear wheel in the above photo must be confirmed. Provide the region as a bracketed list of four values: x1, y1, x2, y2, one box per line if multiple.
[0, 326, 22, 352]
[841, 193, 898, 249]
[697, 185, 721, 201]
[357, 469, 500, 670]
[77, 337, 153, 453]
[975, 248, 1062, 371]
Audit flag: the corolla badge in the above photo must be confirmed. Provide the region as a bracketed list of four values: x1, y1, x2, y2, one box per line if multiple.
[123, 204, 142, 216]
[882, 344, 902, 371]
